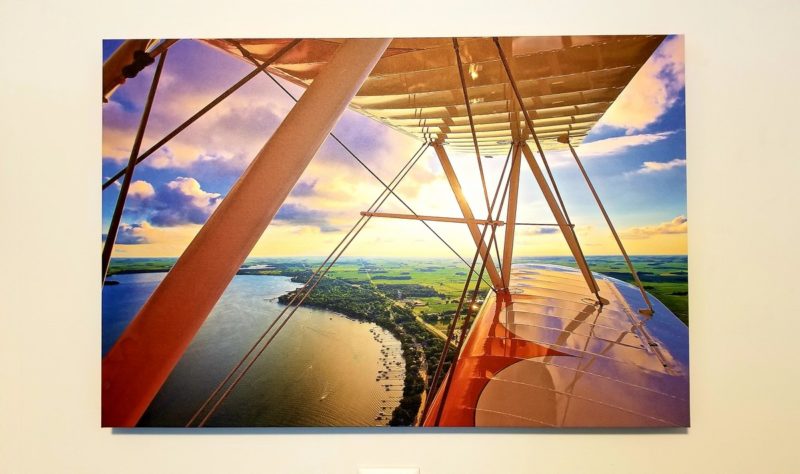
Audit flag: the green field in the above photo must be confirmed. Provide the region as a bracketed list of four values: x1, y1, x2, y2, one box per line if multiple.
[108, 255, 688, 325]
[267, 256, 689, 327]
[106, 257, 175, 275]
[107, 255, 688, 424]
[517, 256, 689, 324]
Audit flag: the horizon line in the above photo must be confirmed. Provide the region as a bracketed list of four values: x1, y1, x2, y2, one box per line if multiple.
[110, 253, 689, 259]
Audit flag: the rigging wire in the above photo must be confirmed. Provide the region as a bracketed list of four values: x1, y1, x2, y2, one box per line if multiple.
[227, 39, 492, 290]
[493, 38, 602, 303]
[420, 143, 514, 422]
[102, 50, 167, 281]
[187, 142, 429, 427]
[102, 39, 302, 190]
[492, 38, 572, 224]
[179, 41, 515, 425]
[566, 139, 655, 314]
[430, 143, 517, 426]
[490, 145, 514, 290]
[452, 37, 492, 218]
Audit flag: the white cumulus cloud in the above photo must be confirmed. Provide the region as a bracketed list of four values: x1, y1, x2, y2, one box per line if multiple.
[628, 158, 687, 176]
[601, 36, 685, 132]
[128, 180, 155, 199]
[621, 215, 688, 239]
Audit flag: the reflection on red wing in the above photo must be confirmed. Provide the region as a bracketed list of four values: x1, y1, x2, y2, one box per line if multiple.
[423, 264, 690, 428]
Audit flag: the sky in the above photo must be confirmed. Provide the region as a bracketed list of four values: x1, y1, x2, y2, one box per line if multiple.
[102, 36, 686, 259]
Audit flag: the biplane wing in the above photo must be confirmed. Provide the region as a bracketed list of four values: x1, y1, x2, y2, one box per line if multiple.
[421, 264, 689, 427]
[199, 36, 665, 152]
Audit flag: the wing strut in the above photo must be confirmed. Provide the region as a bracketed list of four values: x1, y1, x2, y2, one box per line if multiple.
[562, 135, 655, 315]
[520, 143, 604, 301]
[501, 144, 523, 288]
[187, 141, 429, 427]
[101, 50, 167, 281]
[102, 39, 302, 189]
[102, 38, 391, 427]
[228, 39, 492, 288]
[433, 142, 503, 289]
[493, 37, 604, 304]
[421, 144, 515, 425]
[453, 37, 492, 216]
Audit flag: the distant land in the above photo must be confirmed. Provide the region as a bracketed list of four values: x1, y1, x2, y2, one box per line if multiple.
[106, 255, 688, 425]
[107, 255, 688, 324]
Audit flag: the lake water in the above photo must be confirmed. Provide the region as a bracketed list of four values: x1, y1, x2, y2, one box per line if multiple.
[102, 273, 404, 427]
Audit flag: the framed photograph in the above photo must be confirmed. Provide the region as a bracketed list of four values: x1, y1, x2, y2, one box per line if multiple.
[101, 35, 688, 428]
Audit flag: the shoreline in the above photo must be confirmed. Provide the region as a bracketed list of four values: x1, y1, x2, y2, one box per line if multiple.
[105, 256, 686, 425]
[276, 277, 429, 426]
[105, 271, 416, 427]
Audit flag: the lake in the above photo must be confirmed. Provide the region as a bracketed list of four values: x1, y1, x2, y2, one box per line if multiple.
[102, 273, 405, 427]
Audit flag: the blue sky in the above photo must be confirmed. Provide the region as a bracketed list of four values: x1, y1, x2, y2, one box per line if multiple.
[102, 37, 687, 257]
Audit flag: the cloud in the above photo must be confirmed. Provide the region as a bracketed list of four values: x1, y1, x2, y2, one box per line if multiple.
[134, 177, 222, 227]
[115, 222, 153, 244]
[274, 202, 340, 233]
[291, 179, 318, 197]
[128, 180, 155, 199]
[166, 177, 220, 208]
[108, 177, 220, 246]
[628, 158, 686, 176]
[102, 41, 291, 175]
[547, 131, 675, 167]
[109, 221, 206, 253]
[578, 132, 675, 158]
[107, 102, 284, 174]
[279, 139, 434, 217]
[523, 226, 559, 235]
[601, 36, 685, 132]
[621, 215, 687, 239]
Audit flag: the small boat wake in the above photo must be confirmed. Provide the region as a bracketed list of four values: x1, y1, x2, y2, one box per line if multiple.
[319, 379, 330, 401]
[319, 379, 339, 401]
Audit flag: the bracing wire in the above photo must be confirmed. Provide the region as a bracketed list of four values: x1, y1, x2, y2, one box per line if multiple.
[226, 40, 492, 290]
[187, 142, 429, 426]
[420, 144, 514, 423]
[452, 37, 492, 218]
[429, 144, 517, 426]
[491, 145, 514, 290]
[186, 41, 518, 425]
[102, 40, 302, 190]
[493, 38, 602, 303]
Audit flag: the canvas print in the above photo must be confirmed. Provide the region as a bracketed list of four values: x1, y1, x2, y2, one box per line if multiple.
[102, 36, 688, 428]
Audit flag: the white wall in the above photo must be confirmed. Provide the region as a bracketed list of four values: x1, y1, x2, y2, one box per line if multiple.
[1, 0, 798, 472]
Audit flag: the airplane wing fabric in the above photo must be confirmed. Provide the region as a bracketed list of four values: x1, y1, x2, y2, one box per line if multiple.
[201, 36, 665, 154]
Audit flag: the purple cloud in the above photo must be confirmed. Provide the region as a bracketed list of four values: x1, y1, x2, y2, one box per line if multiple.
[291, 179, 318, 197]
[127, 177, 223, 227]
[115, 223, 150, 244]
[529, 227, 559, 235]
[275, 203, 339, 233]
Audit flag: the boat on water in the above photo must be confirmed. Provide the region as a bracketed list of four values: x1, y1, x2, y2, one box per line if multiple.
[101, 35, 688, 428]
